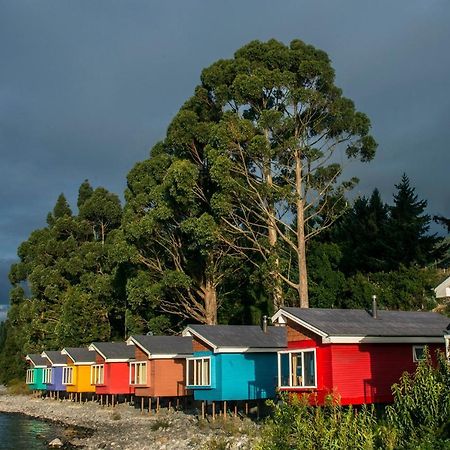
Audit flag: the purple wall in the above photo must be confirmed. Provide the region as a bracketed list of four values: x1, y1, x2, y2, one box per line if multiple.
[46, 366, 66, 392]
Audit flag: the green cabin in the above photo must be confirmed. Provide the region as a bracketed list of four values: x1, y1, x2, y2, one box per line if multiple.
[26, 354, 48, 391]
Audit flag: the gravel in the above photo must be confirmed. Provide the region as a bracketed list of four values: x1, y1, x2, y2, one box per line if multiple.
[0, 392, 260, 449]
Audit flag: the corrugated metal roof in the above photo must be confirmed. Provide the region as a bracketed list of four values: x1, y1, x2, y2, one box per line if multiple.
[281, 307, 450, 337]
[62, 347, 96, 363]
[187, 325, 287, 348]
[42, 350, 66, 365]
[130, 335, 192, 355]
[91, 342, 135, 360]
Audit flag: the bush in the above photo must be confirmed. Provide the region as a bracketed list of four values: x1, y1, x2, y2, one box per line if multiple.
[386, 349, 450, 448]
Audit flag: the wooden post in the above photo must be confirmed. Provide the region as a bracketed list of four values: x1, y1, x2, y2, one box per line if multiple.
[234, 403, 237, 417]
[201, 401, 205, 420]
[256, 401, 260, 420]
[223, 401, 227, 421]
[156, 397, 160, 413]
[212, 402, 215, 421]
[176, 398, 180, 410]
[148, 397, 152, 415]
[140, 397, 144, 413]
[168, 400, 171, 412]
[112, 395, 115, 408]
[245, 402, 249, 415]
[56, 391, 59, 401]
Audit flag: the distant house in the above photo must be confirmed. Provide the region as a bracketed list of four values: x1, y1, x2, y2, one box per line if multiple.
[88, 342, 135, 399]
[182, 324, 286, 403]
[435, 275, 450, 299]
[25, 354, 48, 391]
[61, 347, 96, 398]
[126, 335, 192, 400]
[271, 307, 449, 405]
[41, 350, 67, 394]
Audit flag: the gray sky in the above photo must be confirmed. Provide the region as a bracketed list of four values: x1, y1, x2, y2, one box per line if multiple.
[1, 1, 449, 306]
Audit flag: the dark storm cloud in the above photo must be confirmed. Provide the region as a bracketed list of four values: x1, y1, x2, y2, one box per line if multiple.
[1, 0, 449, 306]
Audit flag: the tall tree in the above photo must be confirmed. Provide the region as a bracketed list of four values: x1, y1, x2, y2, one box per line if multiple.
[203, 39, 376, 308]
[123, 91, 241, 325]
[77, 179, 94, 210]
[387, 174, 444, 268]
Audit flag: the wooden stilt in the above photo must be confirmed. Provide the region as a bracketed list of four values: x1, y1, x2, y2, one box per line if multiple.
[212, 401, 216, 420]
[176, 398, 180, 410]
[224, 401, 227, 420]
[245, 402, 249, 415]
[56, 391, 59, 401]
[141, 397, 144, 413]
[168, 400, 171, 411]
[234, 403, 237, 417]
[148, 397, 152, 415]
[201, 401, 205, 420]
[256, 401, 260, 420]
[156, 397, 160, 413]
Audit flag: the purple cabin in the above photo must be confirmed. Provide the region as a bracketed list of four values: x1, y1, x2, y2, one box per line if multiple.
[41, 350, 67, 392]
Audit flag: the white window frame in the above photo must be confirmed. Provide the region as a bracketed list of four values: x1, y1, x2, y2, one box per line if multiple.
[129, 361, 147, 385]
[186, 357, 211, 387]
[26, 369, 35, 384]
[62, 366, 74, 385]
[43, 368, 52, 384]
[90, 364, 104, 385]
[278, 348, 317, 389]
[412, 345, 425, 362]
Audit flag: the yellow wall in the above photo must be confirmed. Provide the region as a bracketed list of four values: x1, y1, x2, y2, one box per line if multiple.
[66, 364, 95, 393]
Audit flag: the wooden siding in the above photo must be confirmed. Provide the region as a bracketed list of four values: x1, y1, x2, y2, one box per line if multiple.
[134, 346, 148, 361]
[192, 337, 212, 352]
[286, 319, 321, 343]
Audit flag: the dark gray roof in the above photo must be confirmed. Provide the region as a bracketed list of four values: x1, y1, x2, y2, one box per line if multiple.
[62, 347, 96, 363]
[187, 325, 287, 348]
[281, 307, 450, 337]
[26, 354, 48, 367]
[91, 342, 135, 360]
[130, 335, 192, 356]
[42, 350, 67, 365]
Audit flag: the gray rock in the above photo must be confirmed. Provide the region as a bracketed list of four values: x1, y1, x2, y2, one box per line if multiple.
[48, 437, 64, 448]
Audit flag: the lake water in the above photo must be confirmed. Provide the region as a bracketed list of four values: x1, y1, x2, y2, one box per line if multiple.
[0, 412, 69, 449]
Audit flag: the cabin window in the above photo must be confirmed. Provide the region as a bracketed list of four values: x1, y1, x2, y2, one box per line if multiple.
[26, 369, 35, 384]
[62, 366, 74, 385]
[43, 368, 52, 384]
[91, 364, 104, 385]
[278, 349, 317, 389]
[129, 361, 147, 385]
[413, 345, 425, 362]
[187, 357, 211, 387]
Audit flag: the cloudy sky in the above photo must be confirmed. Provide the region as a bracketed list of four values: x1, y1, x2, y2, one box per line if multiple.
[1, 1, 449, 309]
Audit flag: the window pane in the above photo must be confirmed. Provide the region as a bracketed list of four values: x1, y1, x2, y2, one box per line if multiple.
[291, 354, 303, 387]
[280, 353, 289, 387]
[203, 358, 210, 385]
[188, 360, 194, 385]
[304, 351, 315, 386]
[414, 346, 425, 361]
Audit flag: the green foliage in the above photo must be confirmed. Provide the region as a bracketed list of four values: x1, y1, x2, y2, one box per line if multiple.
[386, 349, 450, 448]
[258, 354, 450, 449]
[257, 395, 377, 450]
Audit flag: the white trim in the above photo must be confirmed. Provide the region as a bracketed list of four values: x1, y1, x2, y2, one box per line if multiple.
[88, 344, 107, 361]
[271, 310, 328, 338]
[129, 361, 147, 385]
[90, 364, 105, 385]
[182, 328, 217, 351]
[324, 336, 445, 344]
[26, 369, 35, 384]
[412, 345, 425, 362]
[62, 366, 74, 385]
[214, 346, 282, 353]
[445, 335, 450, 360]
[277, 348, 317, 389]
[186, 356, 211, 387]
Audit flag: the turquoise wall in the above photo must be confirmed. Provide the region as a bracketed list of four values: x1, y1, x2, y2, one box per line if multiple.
[190, 351, 278, 401]
[28, 367, 47, 391]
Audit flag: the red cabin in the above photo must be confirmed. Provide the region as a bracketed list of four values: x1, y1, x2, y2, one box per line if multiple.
[88, 342, 136, 396]
[271, 307, 449, 405]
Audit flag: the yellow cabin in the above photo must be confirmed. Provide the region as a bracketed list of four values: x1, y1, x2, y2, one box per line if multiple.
[61, 347, 96, 394]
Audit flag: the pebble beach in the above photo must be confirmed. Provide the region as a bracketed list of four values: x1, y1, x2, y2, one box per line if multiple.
[0, 390, 258, 449]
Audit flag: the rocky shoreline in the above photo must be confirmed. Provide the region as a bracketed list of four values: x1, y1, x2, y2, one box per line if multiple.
[0, 391, 259, 449]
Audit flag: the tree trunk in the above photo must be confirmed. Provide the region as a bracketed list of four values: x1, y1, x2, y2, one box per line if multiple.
[264, 143, 283, 311]
[295, 148, 309, 308]
[204, 277, 218, 325]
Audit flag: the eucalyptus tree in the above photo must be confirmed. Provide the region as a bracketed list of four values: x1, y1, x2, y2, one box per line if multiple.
[202, 39, 376, 308]
[123, 90, 241, 325]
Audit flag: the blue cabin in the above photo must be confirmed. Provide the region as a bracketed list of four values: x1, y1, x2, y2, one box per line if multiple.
[182, 324, 286, 402]
[41, 350, 67, 393]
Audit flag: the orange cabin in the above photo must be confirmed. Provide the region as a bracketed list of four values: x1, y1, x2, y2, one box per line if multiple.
[126, 335, 192, 398]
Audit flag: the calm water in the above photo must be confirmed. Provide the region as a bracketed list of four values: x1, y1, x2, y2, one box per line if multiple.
[0, 413, 69, 449]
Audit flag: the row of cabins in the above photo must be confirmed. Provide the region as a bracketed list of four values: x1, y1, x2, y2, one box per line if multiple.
[26, 307, 450, 409]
